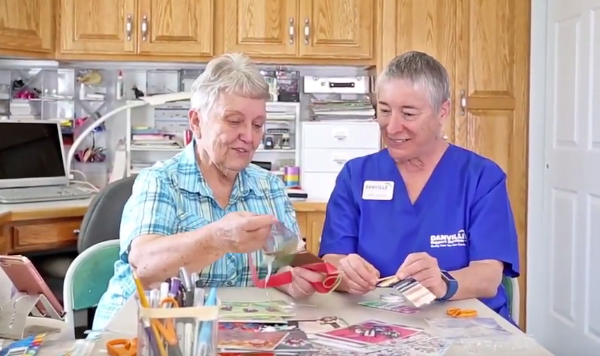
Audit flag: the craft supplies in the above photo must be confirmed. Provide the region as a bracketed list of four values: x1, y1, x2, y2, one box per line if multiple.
[358, 300, 420, 315]
[248, 250, 342, 293]
[0, 333, 46, 356]
[129, 269, 219, 356]
[446, 307, 478, 318]
[377, 276, 436, 308]
[283, 166, 300, 188]
[379, 293, 403, 303]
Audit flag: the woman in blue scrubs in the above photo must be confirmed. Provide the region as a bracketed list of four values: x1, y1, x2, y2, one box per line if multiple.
[319, 51, 520, 324]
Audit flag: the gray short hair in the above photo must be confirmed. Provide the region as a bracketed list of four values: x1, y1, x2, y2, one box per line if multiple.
[377, 51, 450, 112]
[190, 53, 270, 116]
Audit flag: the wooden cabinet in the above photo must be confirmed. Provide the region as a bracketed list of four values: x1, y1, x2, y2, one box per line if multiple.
[294, 203, 326, 256]
[60, 0, 136, 55]
[59, 0, 214, 59]
[455, 0, 530, 329]
[0, 0, 55, 57]
[0, 218, 81, 255]
[380, 0, 530, 328]
[223, 0, 375, 62]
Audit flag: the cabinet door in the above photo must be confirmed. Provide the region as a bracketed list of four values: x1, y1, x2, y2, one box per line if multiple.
[306, 212, 325, 255]
[389, 0, 458, 142]
[223, 0, 297, 58]
[60, 0, 136, 54]
[455, 0, 530, 328]
[298, 0, 374, 59]
[0, 0, 54, 55]
[138, 0, 214, 57]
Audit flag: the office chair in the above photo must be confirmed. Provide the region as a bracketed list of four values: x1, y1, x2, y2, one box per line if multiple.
[36, 175, 137, 299]
[77, 175, 137, 253]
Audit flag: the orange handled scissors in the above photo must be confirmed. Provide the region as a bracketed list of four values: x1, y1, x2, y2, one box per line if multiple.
[154, 297, 180, 345]
[446, 307, 478, 318]
[106, 338, 137, 356]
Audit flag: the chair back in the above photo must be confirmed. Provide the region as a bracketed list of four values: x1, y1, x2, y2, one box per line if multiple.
[502, 276, 520, 324]
[63, 240, 120, 334]
[77, 175, 136, 253]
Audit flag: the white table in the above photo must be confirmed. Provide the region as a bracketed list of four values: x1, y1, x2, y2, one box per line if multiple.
[16, 288, 555, 355]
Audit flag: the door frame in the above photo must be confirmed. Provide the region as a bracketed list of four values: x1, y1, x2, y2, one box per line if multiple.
[526, 0, 549, 335]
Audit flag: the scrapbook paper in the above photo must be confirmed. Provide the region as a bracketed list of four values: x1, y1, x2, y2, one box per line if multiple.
[218, 329, 288, 351]
[276, 329, 315, 352]
[320, 320, 421, 345]
[358, 300, 421, 314]
[289, 316, 348, 334]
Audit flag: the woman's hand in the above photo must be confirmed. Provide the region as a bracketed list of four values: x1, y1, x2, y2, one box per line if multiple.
[337, 254, 380, 295]
[279, 266, 324, 298]
[396, 252, 447, 298]
[214, 212, 276, 253]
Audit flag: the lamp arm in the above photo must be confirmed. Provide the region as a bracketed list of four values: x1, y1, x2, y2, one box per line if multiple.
[65, 101, 146, 177]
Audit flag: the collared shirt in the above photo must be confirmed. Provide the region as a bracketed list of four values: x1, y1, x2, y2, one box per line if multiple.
[92, 142, 299, 330]
[319, 146, 520, 324]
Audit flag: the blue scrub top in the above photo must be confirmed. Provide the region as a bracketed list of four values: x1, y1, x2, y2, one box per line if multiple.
[319, 145, 520, 324]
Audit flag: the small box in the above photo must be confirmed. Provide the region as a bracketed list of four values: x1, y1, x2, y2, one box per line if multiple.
[303, 76, 371, 94]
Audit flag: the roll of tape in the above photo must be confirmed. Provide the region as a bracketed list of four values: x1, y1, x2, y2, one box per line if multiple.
[380, 293, 404, 303]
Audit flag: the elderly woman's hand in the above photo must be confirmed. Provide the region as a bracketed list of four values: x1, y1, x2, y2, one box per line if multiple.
[279, 266, 323, 299]
[215, 212, 277, 253]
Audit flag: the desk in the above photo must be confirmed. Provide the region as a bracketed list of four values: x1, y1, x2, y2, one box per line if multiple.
[24, 288, 554, 355]
[0, 199, 327, 255]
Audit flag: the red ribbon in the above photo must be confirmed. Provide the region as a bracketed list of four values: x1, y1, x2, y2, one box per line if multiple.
[247, 253, 341, 293]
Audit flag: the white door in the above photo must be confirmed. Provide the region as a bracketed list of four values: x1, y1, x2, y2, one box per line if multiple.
[529, 0, 600, 354]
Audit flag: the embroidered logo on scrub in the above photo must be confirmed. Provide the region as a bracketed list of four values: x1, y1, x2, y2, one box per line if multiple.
[430, 229, 467, 248]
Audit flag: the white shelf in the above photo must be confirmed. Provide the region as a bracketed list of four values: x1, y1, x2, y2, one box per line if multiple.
[124, 102, 302, 178]
[256, 149, 295, 153]
[130, 145, 183, 152]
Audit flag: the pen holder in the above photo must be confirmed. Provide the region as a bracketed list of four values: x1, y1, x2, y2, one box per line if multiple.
[137, 304, 219, 356]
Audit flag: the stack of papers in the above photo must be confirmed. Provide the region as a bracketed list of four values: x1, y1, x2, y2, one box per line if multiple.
[309, 98, 375, 121]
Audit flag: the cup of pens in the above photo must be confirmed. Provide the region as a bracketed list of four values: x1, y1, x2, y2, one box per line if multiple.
[133, 271, 220, 356]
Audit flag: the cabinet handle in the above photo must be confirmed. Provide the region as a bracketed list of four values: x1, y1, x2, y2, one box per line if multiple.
[303, 18, 310, 45]
[73, 229, 80, 236]
[125, 14, 132, 41]
[288, 18, 295, 44]
[141, 15, 148, 42]
[459, 89, 467, 116]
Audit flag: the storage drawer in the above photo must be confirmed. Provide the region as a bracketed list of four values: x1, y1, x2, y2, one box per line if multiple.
[302, 122, 380, 149]
[302, 148, 376, 173]
[302, 173, 339, 201]
[11, 218, 81, 252]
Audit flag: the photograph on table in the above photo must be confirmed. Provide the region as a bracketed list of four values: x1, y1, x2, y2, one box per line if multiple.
[358, 299, 421, 314]
[276, 329, 316, 353]
[217, 329, 289, 351]
[318, 320, 422, 345]
[288, 316, 348, 334]
[426, 317, 511, 340]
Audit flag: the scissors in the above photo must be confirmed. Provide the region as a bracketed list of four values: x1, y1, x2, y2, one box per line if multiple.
[446, 307, 478, 318]
[156, 297, 184, 356]
[106, 338, 137, 356]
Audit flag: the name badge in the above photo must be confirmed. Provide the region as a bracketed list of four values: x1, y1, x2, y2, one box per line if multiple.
[362, 180, 394, 200]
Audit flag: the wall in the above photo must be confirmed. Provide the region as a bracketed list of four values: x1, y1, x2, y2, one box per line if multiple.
[526, 0, 548, 334]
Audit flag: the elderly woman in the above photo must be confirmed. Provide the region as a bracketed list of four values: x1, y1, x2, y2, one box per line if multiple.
[93, 53, 321, 330]
[319, 51, 520, 324]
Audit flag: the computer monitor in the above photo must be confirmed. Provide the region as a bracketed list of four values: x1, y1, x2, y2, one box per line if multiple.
[0, 120, 69, 189]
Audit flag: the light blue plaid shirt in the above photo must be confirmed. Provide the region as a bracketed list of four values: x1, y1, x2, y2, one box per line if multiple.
[92, 141, 300, 330]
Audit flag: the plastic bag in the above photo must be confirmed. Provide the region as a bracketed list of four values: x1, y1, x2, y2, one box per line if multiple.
[263, 221, 304, 256]
[426, 317, 538, 353]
